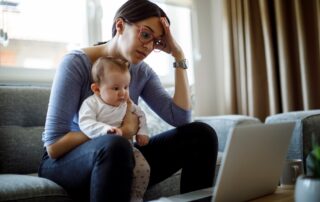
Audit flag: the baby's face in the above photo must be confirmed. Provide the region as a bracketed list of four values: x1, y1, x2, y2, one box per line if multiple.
[99, 70, 130, 107]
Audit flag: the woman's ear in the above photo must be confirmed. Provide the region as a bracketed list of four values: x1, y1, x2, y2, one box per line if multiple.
[91, 83, 100, 95]
[115, 18, 125, 35]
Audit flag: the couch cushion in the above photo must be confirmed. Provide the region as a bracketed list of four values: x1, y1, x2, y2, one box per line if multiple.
[144, 171, 181, 200]
[0, 126, 43, 174]
[139, 99, 174, 136]
[0, 174, 71, 202]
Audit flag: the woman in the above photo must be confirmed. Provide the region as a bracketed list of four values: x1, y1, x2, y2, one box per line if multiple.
[38, 0, 218, 201]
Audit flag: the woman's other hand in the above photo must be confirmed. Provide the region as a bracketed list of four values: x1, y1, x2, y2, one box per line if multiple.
[120, 99, 139, 140]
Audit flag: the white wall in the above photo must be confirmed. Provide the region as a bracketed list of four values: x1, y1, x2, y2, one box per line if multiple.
[191, 0, 225, 116]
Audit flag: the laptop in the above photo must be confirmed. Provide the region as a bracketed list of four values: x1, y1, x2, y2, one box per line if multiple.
[156, 122, 295, 202]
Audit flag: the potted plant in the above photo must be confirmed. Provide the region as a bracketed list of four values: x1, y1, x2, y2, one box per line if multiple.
[295, 134, 320, 202]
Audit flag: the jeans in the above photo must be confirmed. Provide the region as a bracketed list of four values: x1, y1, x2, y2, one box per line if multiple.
[38, 122, 218, 202]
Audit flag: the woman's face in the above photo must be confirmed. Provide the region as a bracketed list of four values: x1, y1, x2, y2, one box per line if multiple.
[119, 17, 164, 64]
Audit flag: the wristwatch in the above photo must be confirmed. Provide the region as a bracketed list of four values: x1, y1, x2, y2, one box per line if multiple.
[173, 59, 188, 69]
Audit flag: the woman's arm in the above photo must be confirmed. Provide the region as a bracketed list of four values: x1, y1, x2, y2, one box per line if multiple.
[173, 66, 191, 110]
[47, 132, 89, 159]
[160, 17, 191, 110]
[43, 51, 92, 159]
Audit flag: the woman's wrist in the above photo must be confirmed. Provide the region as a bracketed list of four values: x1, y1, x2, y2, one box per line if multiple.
[173, 59, 188, 69]
[172, 50, 187, 69]
[170, 44, 184, 60]
[173, 51, 185, 61]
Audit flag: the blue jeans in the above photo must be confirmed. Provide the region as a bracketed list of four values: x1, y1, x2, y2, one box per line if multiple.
[38, 122, 218, 202]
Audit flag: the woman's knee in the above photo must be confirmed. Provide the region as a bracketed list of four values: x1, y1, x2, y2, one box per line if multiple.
[93, 135, 134, 164]
[187, 122, 218, 144]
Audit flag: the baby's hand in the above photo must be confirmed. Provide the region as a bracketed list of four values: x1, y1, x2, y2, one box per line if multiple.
[108, 127, 123, 136]
[136, 134, 149, 146]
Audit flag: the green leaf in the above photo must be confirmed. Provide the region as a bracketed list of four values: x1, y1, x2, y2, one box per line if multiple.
[312, 147, 320, 160]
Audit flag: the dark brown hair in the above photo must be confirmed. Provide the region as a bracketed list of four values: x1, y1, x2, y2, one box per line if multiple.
[91, 57, 129, 84]
[112, 0, 170, 37]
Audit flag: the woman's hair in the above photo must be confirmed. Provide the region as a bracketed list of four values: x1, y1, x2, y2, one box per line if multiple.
[92, 57, 129, 84]
[112, 0, 170, 37]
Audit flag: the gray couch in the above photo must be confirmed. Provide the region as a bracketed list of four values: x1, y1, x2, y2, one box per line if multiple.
[0, 85, 181, 201]
[0, 85, 266, 201]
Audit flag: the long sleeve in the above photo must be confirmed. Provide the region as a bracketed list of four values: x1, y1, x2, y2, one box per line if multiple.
[132, 104, 148, 136]
[78, 96, 112, 139]
[42, 50, 93, 147]
[129, 62, 192, 127]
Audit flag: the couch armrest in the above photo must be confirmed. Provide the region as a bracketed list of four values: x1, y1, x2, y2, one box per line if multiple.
[194, 115, 261, 152]
[265, 110, 320, 171]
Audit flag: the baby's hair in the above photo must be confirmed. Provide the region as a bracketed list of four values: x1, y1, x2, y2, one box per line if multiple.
[91, 57, 129, 84]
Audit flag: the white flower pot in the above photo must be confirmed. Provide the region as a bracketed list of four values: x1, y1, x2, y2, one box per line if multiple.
[295, 175, 320, 202]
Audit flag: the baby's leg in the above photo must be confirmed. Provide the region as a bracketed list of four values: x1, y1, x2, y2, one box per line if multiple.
[131, 148, 150, 202]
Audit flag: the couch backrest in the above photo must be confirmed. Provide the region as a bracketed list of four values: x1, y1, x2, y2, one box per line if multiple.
[0, 86, 50, 127]
[0, 85, 50, 174]
[0, 85, 173, 174]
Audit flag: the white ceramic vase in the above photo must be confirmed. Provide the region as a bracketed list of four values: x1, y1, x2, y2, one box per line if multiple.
[295, 175, 320, 202]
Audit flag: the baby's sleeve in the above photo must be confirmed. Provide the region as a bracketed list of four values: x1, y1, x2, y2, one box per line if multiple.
[132, 104, 148, 136]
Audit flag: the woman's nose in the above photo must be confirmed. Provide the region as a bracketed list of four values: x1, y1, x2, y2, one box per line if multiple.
[144, 40, 154, 50]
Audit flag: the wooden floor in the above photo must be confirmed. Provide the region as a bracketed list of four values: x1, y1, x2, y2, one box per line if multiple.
[149, 186, 295, 202]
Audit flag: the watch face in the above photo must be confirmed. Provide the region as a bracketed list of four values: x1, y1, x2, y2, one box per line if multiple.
[174, 59, 188, 69]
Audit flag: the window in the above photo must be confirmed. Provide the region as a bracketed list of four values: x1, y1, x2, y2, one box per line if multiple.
[0, 0, 194, 85]
[0, 0, 87, 69]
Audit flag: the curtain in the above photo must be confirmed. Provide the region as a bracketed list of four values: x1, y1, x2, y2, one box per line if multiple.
[222, 0, 320, 121]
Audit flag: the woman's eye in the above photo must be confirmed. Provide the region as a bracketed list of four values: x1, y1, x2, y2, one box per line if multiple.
[141, 31, 152, 40]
